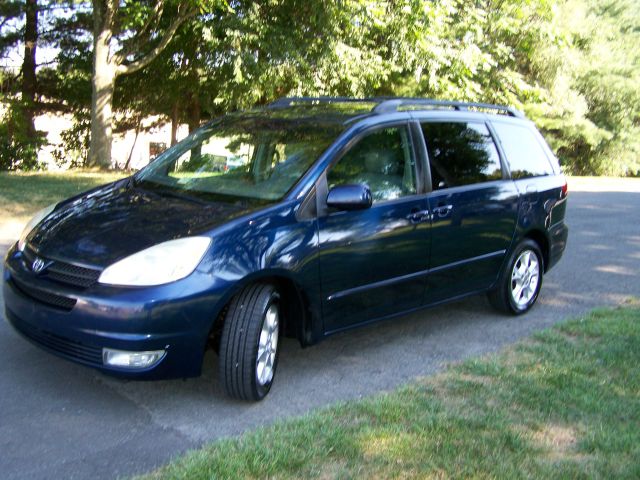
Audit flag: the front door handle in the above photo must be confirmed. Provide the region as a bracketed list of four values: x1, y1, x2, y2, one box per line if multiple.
[407, 209, 431, 223]
[433, 204, 453, 217]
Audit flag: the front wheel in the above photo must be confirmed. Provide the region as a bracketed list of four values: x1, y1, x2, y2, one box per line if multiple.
[488, 240, 543, 315]
[219, 284, 281, 401]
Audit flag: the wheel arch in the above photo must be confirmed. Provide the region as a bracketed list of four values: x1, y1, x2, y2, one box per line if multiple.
[208, 269, 316, 352]
[522, 229, 549, 273]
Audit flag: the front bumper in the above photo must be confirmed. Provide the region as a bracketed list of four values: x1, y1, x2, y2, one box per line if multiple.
[3, 245, 227, 379]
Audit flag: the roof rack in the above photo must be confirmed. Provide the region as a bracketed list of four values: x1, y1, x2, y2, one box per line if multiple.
[267, 97, 376, 108]
[267, 96, 525, 118]
[372, 98, 525, 118]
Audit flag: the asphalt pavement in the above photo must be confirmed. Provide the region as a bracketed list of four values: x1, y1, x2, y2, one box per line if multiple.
[1, 178, 639, 479]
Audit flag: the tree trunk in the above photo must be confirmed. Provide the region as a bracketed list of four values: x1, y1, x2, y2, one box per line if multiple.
[21, 0, 37, 138]
[187, 95, 201, 157]
[87, 0, 116, 169]
[123, 120, 140, 171]
[187, 94, 201, 133]
[170, 102, 179, 146]
[87, 0, 192, 169]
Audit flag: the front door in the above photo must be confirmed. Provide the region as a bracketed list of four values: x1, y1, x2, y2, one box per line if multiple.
[318, 125, 430, 333]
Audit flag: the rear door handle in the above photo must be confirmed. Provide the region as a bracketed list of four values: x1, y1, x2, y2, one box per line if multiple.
[433, 204, 453, 217]
[407, 209, 431, 223]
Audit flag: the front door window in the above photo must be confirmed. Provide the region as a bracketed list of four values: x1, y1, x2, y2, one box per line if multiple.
[328, 127, 417, 202]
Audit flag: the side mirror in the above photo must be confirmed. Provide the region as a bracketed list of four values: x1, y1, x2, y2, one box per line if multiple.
[326, 184, 373, 211]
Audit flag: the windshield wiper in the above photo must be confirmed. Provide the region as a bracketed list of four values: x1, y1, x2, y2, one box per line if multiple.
[137, 182, 209, 206]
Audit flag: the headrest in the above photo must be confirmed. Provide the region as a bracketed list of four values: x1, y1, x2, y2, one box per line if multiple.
[364, 150, 399, 175]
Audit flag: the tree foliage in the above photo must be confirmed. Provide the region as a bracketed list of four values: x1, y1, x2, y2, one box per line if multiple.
[1, 0, 638, 174]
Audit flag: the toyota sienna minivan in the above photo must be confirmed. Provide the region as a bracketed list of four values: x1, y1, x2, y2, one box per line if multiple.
[3, 97, 568, 400]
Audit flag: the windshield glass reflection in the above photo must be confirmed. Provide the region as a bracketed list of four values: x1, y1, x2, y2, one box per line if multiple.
[136, 114, 345, 203]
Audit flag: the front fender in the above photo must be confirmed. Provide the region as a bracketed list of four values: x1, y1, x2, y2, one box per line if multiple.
[203, 204, 322, 345]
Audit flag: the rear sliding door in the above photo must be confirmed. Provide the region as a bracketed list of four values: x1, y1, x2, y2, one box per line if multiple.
[419, 121, 519, 304]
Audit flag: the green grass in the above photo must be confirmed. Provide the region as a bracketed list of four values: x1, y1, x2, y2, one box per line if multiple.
[138, 303, 640, 479]
[0, 171, 125, 241]
[0, 171, 125, 220]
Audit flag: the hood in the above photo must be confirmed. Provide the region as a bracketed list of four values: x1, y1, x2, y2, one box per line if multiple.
[27, 181, 256, 267]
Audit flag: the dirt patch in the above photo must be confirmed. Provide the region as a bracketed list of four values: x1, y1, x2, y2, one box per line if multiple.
[455, 373, 495, 386]
[533, 424, 576, 451]
[317, 459, 349, 480]
[531, 423, 590, 464]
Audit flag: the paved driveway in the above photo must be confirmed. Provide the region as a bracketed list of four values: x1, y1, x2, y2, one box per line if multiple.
[1, 178, 639, 479]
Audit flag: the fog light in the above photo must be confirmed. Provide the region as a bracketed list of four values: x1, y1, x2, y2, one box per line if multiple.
[102, 348, 166, 369]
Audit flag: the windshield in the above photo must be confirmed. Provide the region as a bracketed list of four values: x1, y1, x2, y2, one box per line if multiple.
[136, 115, 344, 204]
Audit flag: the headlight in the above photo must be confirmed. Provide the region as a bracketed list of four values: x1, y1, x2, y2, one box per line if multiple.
[98, 237, 211, 286]
[18, 203, 57, 252]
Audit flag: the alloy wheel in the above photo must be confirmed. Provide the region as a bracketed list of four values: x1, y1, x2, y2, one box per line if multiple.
[256, 304, 279, 386]
[510, 249, 540, 308]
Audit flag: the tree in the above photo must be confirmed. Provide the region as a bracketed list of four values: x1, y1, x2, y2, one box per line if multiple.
[87, 0, 200, 169]
[21, 0, 37, 138]
[0, 0, 49, 170]
[3, 0, 639, 175]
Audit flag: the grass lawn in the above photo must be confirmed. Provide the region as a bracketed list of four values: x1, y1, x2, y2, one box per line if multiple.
[0, 171, 125, 243]
[139, 303, 640, 479]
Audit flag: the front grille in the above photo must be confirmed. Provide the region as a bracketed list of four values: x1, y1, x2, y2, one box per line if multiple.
[22, 245, 38, 264]
[47, 263, 101, 288]
[10, 276, 77, 311]
[23, 246, 102, 289]
[6, 310, 103, 366]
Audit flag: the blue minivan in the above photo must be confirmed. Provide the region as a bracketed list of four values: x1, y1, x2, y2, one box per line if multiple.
[3, 98, 568, 400]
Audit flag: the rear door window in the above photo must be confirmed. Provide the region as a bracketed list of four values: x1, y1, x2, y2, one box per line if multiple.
[492, 122, 554, 179]
[420, 122, 502, 190]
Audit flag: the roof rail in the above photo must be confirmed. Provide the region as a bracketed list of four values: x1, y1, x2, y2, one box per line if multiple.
[267, 97, 376, 108]
[266, 96, 525, 119]
[372, 98, 525, 118]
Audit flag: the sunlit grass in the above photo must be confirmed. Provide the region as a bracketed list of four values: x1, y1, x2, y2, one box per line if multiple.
[138, 302, 640, 479]
[0, 171, 125, 243]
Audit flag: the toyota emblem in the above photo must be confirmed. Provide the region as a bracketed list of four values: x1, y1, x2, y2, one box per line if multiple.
[32, 257, 47, 274]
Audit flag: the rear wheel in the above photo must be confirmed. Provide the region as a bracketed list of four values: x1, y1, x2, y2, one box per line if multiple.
[488, 239, 543, 315]
[219, 284, 281, 401]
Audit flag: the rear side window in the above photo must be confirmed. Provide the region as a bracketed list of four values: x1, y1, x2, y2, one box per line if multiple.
[492, 122, 554, 179]
[421, 122, 502, 190]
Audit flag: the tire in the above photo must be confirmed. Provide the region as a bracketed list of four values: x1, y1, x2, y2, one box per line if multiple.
[488, 239, 543, 315]
[219, 283, 281, 401]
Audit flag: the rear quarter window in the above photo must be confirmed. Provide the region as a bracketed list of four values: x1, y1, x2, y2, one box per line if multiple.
[492, 122, 555, 179]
